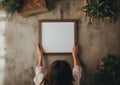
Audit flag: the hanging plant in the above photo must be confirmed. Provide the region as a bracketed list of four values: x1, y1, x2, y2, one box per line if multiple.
[83, 0, 120, 24]
[0, 0, 26, 16]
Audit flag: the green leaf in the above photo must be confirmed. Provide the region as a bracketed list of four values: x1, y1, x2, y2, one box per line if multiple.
[98, 1, 106, 7]
[1, 0, 26, 16]
[86, 0, 91, 5]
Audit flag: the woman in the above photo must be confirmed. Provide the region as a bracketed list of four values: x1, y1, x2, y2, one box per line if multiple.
[34, 44, 82, 85]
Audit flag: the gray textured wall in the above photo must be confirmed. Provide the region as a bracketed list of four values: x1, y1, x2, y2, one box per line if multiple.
[1, 0, 120, 85]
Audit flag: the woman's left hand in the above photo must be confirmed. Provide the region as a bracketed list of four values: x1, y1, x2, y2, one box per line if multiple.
[37, 43, 43, 59]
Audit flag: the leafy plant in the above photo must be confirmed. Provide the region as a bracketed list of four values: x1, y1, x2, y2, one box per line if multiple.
[94, 55, 120, 85]
[83, 0, 120, 24]
[0, 0, 25, 16]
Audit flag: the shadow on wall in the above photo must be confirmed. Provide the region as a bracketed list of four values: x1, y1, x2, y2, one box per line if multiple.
[80, 20, 120, 85]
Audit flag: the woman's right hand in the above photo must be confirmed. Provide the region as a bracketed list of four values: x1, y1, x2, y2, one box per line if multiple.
[72, 44, 79, 66]
[72, 44, 78, 58]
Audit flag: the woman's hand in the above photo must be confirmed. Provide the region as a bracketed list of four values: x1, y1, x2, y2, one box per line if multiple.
[72, 44, 79, 66]
[72, 44, 78, 58]
[37, 44, 43, 58]
[37, 43, 44, 66]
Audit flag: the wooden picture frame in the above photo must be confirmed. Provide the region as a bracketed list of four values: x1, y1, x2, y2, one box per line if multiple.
[38, 19, 77, 54]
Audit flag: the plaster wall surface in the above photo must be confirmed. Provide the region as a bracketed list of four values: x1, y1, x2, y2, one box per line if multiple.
[0, 0, 120, 85]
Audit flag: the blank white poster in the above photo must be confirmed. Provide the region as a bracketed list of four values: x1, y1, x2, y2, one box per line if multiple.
[41, 22, 75, 53]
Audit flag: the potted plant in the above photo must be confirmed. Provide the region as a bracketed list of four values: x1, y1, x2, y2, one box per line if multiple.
[0, 0, 49, 17]
[0, 0, 25, 16]
[94, 55, 120, 85]
[83, 0, 120, 24]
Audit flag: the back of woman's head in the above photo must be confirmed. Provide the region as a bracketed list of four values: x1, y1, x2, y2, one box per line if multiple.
[41, 60, 74, 85]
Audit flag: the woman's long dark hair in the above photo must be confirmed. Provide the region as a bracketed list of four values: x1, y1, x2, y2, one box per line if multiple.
[40, 60, 74, 85]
